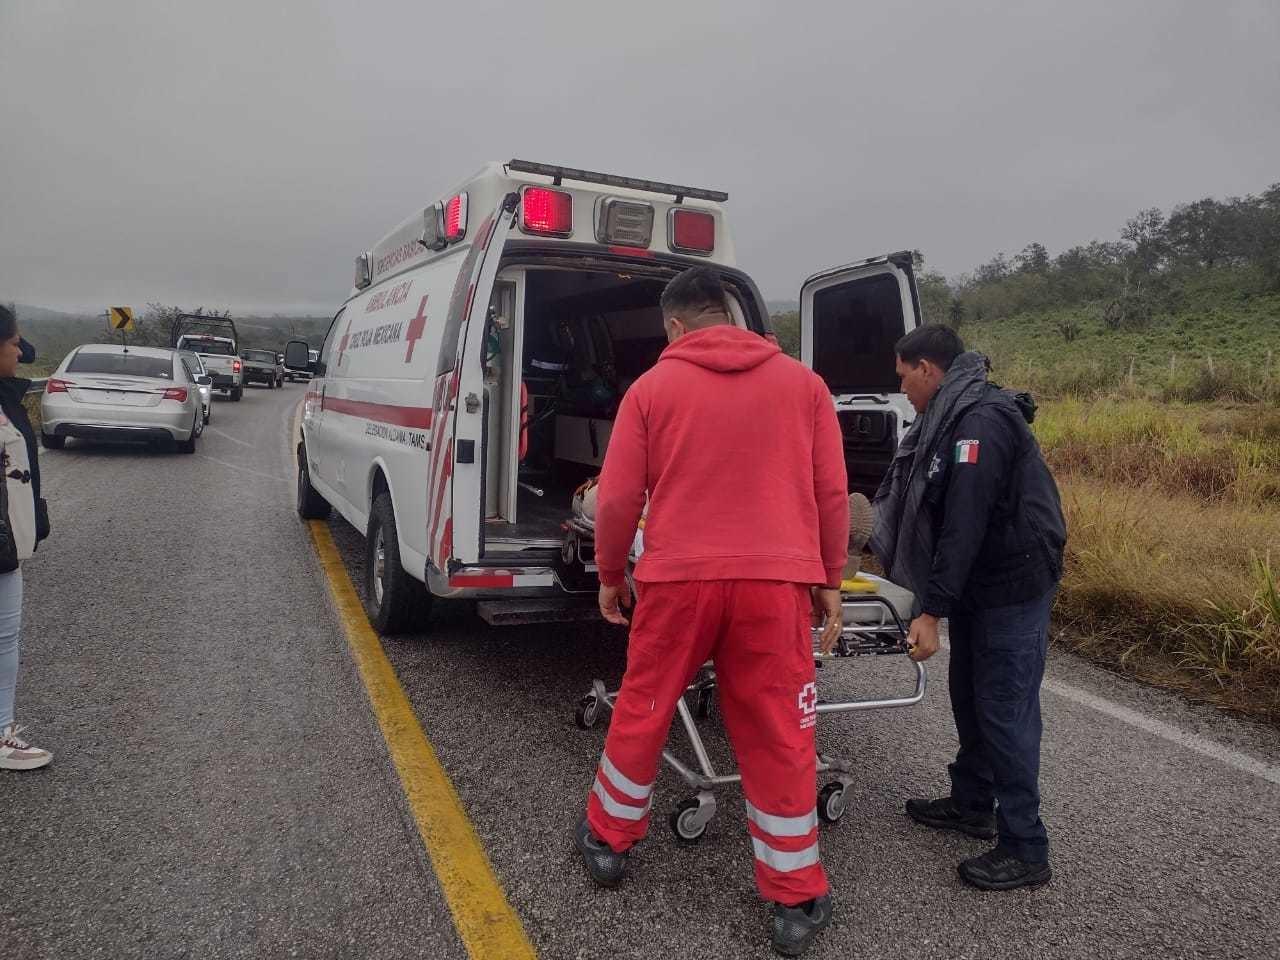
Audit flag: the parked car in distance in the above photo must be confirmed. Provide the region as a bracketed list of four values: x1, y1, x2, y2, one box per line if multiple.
[178, 350, 214, 424]
[242, 348, 284, 389]
[41, 345, 205, 453]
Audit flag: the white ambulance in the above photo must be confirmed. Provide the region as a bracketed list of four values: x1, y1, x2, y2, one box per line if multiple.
[286, 160, 919, 633]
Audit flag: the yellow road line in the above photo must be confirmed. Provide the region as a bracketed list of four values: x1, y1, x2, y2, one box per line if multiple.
[308, 519, 538, 960]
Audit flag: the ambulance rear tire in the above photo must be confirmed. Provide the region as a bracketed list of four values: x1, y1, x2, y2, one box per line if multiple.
[296, 444, 331, 520]
[366, 492, 433, 635]
[817, 782, 846, 825]
[670, 798, 708, 844]
[231, 387, 243, 401]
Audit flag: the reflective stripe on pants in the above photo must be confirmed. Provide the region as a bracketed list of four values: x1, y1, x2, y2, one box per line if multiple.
[584, 580, 829, 905]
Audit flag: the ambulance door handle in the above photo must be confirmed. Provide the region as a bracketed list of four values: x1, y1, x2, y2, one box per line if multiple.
[464, 392, 481, 414]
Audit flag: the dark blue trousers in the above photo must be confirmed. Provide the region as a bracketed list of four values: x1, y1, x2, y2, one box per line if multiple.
[947, 587, 1055, 863]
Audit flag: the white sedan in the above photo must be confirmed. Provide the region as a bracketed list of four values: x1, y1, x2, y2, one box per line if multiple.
[41, 344, 205, 454]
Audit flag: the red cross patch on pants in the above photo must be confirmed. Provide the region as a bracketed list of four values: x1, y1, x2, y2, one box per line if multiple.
[585, 580, 829, 906]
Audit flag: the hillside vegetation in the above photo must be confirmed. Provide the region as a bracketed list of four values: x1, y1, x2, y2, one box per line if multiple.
[11, 303, 330, 377]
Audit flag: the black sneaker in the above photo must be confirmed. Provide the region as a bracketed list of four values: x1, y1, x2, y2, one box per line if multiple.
[905, 796, 997, 840]
[574, 816, 628, 888]
[958, 847, 1052, 891]
[770, 895, 833, 957]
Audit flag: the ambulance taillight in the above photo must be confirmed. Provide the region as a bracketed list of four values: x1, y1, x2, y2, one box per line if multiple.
[521, 187, 573, 237]
[669, 208, 715, 255]
[444, 193, 468, 242]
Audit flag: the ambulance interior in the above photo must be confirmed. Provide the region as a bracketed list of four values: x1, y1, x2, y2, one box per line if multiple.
[481, 266, 745, 554]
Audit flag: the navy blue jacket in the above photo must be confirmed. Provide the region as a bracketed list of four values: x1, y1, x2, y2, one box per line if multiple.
[918, 387, 1065, 617]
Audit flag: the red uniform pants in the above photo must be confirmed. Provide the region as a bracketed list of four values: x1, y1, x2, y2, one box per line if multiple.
[585, 580, 829, 906]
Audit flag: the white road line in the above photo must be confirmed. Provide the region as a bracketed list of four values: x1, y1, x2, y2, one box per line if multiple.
[1041, 677, 1280, 787]
[205, 426, 255, 448]
[195, 453, 287, 483]
[935, 625, 1280, 787]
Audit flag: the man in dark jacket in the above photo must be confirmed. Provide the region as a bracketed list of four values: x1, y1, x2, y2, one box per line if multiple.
[871, 325, 1065, 891]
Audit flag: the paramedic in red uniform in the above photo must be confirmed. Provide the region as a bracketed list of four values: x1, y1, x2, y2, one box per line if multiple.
[574, 267, 849, 958]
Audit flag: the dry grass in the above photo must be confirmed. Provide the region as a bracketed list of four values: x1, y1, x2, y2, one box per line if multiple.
[1035, 399, 1280, 506]
[1037, 400, 1280, 721]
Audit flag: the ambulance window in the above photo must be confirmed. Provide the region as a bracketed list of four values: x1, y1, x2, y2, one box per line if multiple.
[319, 309, 344, 373]
[810, 273, 905, 394]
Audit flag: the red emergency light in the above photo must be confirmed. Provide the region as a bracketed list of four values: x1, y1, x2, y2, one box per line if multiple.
[669, 208, 715, 255]
[444, 193, 468, 242]
[232, 360, 242, 373]
[521, 187, 573, 237]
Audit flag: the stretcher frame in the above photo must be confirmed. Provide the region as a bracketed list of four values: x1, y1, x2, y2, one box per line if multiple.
[573, 583, 928, 842]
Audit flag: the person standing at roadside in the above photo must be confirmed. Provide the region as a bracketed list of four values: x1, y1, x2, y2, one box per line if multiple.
[871, 324, 1065, 890]
[0, 304, 53, 771]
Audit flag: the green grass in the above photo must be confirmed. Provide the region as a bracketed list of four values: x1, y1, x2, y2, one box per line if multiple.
[964, 291, 1280, 403]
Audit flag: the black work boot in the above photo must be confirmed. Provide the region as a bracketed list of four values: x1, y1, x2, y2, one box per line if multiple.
[905, 796, 997, 840]
[574, 816, 628, 888]
[958, 847, 1052, 891]
[770, 895, 833, 957]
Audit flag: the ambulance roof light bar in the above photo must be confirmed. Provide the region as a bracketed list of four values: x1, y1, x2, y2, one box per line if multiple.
[506, 159, 728, 204]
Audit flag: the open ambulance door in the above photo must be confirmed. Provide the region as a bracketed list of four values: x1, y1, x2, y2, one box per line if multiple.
[799, 251, 922, 494]
[426, 193, 519, 573]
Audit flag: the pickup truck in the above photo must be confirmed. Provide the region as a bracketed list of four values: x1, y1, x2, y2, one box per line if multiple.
[241, 349, 283, 389]
[172, 316, 244, 401]
[174, 335, 243, 401]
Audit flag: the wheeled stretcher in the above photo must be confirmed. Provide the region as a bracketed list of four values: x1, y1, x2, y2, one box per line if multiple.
[571, 571, 928, 843]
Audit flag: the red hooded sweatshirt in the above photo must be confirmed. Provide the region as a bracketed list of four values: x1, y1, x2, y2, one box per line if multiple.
[595, 324, 849, 589]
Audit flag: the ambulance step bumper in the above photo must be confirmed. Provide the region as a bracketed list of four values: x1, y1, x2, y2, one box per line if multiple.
[476, 598, 601, 627]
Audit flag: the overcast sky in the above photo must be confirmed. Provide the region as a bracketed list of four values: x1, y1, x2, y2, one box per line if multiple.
[2, 0, 1277, 314]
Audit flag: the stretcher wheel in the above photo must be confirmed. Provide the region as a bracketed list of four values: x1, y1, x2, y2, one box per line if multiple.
[817, 782, 846, 825]
[670, 798, 708, 844]
[574, 695, 601, 730]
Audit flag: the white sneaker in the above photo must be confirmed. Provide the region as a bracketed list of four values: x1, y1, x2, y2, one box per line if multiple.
[0, 724, 53, 770]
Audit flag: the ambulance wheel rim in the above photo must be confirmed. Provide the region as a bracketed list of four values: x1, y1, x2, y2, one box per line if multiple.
[373, 528, 387, 606]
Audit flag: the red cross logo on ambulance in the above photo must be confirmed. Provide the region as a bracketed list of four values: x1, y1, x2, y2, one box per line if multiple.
[405, 295, 429, 363]
[336, 314, 354, 367]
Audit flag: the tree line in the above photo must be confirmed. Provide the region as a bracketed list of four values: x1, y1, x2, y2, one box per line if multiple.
[915, 182, 1280, 338]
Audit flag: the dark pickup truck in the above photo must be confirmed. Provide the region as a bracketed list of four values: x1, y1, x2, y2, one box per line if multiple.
[241, 349, 284, 389]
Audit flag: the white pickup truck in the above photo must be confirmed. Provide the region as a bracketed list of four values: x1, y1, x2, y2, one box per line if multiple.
[173, 317, 244, 401]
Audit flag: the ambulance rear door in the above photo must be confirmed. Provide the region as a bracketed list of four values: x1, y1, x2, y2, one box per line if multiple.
[425, 192, 518, 573]
[799, 251, 921, 494]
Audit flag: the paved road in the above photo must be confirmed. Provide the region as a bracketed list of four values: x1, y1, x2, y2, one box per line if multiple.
[5, 381, 1279, 959]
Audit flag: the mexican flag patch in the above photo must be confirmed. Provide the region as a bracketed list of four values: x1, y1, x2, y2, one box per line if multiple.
[955, 439, 980, 464]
